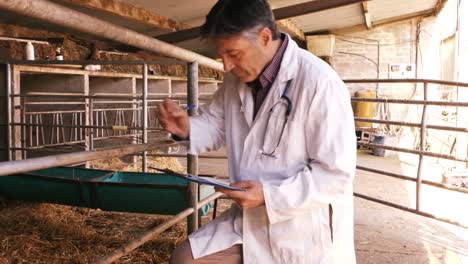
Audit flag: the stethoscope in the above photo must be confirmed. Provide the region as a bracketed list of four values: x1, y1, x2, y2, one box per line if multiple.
[260, 79, 293, 158]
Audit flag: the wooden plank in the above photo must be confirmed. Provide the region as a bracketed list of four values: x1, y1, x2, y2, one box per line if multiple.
[155, 27, 201, 44]
[277, 19, 305, 41]
[362, 1, 372, 29]
[322, 9, 434, 35]
[372, 9, 434, 28]
[273, 0, 365, 20]
[434, 0, 450, 16]
[63, 0, 189, 32]
[155, 0, 365, 43]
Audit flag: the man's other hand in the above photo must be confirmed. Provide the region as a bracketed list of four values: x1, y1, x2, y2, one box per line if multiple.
[157, 99, 189, 139]
[216, 181, 265, 209]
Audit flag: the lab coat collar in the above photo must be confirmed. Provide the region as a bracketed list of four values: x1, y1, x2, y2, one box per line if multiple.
[252, 34, 299, 124]
[238, 34, 299, 126]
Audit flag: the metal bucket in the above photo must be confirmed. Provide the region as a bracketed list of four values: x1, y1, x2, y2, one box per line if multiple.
[371, 135, 386, 157]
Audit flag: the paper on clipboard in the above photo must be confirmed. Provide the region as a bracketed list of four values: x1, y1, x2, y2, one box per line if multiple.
[150, 167, 245, 191]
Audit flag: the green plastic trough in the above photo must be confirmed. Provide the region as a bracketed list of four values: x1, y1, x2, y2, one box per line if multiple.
[0, 167, 214, 216]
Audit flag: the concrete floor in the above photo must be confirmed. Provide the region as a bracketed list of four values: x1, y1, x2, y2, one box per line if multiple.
[179, 148, 468, 263]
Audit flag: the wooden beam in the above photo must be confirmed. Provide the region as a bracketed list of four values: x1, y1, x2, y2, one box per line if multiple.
[433, 0, 450, 16]
[372, 9, 434, 28]
[277, 19, 305, 41]
[273, 0, 365, 20]
[63, 0, 189, 32]
[362, 1, 372, 29]
[155, 0, 365, 43]
[155, 27, 201, 44]
[309, 9, 434, 35]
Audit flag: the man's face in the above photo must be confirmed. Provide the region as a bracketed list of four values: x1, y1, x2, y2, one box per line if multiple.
[215, 34, 266, 83]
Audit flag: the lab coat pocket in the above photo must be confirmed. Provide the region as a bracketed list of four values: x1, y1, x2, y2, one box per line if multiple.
[268, 215, 307, 263]
[268, 210, 333, 263]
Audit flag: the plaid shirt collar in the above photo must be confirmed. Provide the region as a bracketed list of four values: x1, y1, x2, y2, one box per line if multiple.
[247, 33, 288, 91]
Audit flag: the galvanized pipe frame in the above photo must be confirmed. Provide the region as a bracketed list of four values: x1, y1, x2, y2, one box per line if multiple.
[5, 60, 212, 155]
[0, 1, 223, 71]
[148, 151, 468, 195]
[141, 64, 148, 173]
[354, 117, 468, 133]
[356, 165, 468, 194]
[14, 93, 214, 101]
[358, 137, 468, 164]
[93, 192, 224, 264]
[20, 86, 27, 159]
[187, 61, 199, 234]
[0, 140, 178, 177]
[148, 153, 228, 160]
[351, 97, 468, 107]
[0, 1, 219, 259]
[9, 133, 148, 151]
[345, 78, 468, 87]
[416, 82, 428, 211]
[88, 97, 94, 154]
[354, 192, 467, 229]
[4, 123, 163, 131]
[6, 64, 12, 161]
[348, 78, 468, 228]
[5, 78, 183, 153]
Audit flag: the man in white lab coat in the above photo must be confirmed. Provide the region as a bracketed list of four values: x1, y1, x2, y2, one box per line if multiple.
[158, 0, 357, 263]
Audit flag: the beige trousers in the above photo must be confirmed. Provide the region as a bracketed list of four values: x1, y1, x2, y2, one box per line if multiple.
[170, 240, 243, 264]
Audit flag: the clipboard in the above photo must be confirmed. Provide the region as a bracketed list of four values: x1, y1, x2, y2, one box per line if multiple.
[150, 167, 245, 191]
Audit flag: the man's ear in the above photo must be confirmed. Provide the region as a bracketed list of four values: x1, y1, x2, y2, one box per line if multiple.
[257, 27, 272, 47]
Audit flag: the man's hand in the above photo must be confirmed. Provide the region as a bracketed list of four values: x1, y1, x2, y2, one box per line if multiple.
[157, 99, 189, 139]
[216, 181, 265, 209]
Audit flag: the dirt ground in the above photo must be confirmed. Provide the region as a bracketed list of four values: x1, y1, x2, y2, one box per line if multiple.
[354, 150, 468, 264]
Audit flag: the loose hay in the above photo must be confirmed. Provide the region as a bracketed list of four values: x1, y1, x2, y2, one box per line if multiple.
[0, 201, 187, 264]
[90, 155, 186, 174]
[0, 156, 192, 264]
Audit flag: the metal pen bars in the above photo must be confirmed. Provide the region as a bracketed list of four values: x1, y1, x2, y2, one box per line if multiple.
[347, 78, 468, 229]
[1, 61, 212, 240]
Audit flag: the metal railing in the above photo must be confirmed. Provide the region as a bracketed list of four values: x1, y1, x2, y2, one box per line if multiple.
[346, 78, 468, 228]
[155, 78, 468, 229]
[1, 60, 214, 263]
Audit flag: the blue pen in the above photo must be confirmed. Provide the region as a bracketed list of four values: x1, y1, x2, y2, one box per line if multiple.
[183, 104, 196, 110]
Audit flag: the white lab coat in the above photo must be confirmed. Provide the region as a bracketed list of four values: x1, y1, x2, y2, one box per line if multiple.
[187, 34, 356, 264]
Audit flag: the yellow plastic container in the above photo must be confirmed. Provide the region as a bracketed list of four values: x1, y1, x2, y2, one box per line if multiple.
[354, 90, 376, 128]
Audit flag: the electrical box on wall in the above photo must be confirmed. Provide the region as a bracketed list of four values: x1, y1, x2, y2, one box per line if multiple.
[388, 63, 416, 79]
